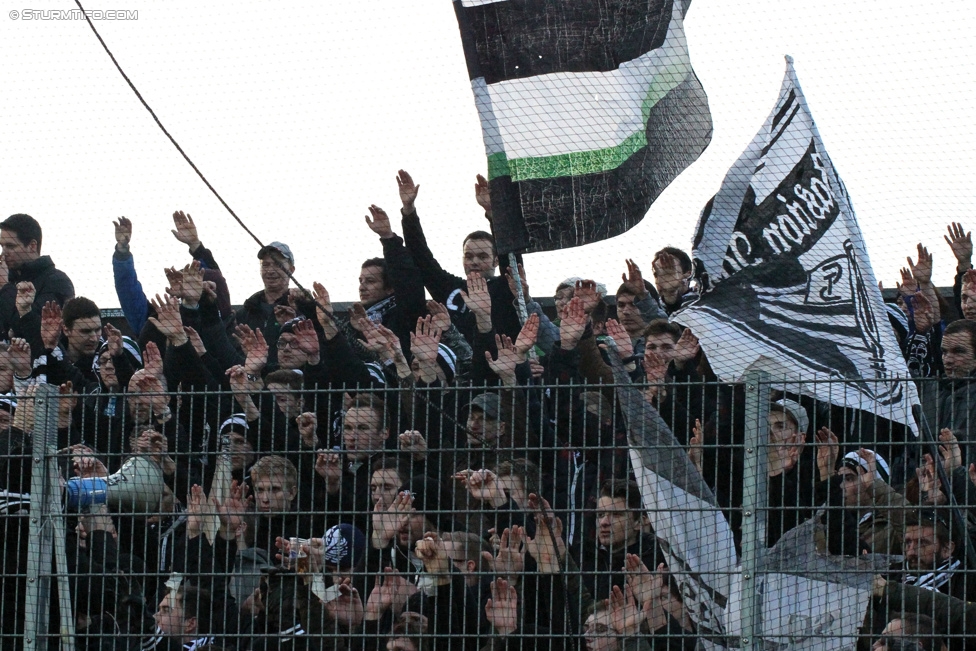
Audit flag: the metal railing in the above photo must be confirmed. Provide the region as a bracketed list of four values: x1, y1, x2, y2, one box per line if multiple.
[3, 375, 975, 650]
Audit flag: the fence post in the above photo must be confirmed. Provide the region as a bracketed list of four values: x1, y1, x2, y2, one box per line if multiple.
[739, 371, 769, 650]
[24, 384, 75, 651]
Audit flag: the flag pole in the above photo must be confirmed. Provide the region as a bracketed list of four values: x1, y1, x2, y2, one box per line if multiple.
[507, 252, 529, 326]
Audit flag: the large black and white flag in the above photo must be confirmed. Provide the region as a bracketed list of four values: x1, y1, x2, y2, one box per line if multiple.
[675, 57, 917, 431]
[725, 519, 883, 650]
[453, 0, 712, 255]
[613, 359, 738, 649]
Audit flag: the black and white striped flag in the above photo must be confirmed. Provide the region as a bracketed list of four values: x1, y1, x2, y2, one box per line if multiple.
[453, 0, 711, 254]
[676, 56, 918, 432]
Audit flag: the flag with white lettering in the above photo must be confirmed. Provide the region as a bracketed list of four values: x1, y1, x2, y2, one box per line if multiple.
[676, 56, 917, 431]
[453, 0, 711, 255]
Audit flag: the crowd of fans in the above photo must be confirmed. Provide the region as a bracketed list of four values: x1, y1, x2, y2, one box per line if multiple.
[3, 170, 976, 651]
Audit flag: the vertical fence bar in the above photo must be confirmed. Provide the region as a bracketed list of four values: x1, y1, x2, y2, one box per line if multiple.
[739, 371, 769, 650]
[24, 384, 58, 650]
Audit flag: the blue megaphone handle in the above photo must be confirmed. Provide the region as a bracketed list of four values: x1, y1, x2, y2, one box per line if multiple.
[64, 477, 108, 510]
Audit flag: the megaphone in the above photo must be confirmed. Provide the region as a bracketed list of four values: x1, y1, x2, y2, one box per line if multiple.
[64, 455, 164, 512]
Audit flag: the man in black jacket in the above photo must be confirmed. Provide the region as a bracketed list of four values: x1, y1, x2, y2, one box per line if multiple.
[394, 171, 522, 342]
[236, 241, 303, 369]
[0, 213, 74, 351]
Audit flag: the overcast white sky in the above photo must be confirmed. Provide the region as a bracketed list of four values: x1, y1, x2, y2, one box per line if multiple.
[2, 0, 973, 308]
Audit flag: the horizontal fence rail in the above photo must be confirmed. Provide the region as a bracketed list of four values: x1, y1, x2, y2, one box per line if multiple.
[2, 377, 975, 650]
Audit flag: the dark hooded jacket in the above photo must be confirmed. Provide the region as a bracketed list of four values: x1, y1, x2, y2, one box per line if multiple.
[0, 254, 74, 354]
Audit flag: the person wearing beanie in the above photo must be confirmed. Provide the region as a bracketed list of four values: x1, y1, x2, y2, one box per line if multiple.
[836, 448, 911, 555]
[763, 398, 824, 547]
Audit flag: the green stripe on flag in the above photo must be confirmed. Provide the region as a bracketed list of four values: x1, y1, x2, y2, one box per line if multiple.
[487, 63, 690, 182]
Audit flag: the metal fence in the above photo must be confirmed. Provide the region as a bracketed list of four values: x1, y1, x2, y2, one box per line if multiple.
[4, 376, 976, 651]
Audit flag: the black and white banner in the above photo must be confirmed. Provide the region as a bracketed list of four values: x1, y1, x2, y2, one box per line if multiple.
[676, 56, 917, 432]
[613, 359, 738, 649]
[453, 0, 711, 255]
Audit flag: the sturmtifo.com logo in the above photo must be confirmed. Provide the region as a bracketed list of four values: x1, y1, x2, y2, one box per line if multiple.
[10, 9, 138, 20]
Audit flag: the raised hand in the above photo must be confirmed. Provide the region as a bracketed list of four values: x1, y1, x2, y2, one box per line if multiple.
[7, 337, 31, 379]
[486, 334, 521, 385]
[185, 484, 208, 539]
[215, 480, 252, 533]
[815, 427, 839, 482]
[414, 531, 450, 576]
[323, 580, 364, 629]
[474, 173, 492, 218]
[314, 451, 343, 484]
[608, 584, 643, 636]
[181, 261, 204, 308]
[524, 494, 566, 572]
[132, 428, 169, 464]
[273, 304, 297, 325]
[164, 266, 184, 299]
[856, 448, 879, 493]
[365, 204, 395, 239]
[945, 222, 973, 269]
[397, 170, 420, 213]
[148, 294, 188, 345]
[907, 243, 933, 285]
[460, 272, 492, 332]
[574, 279, 602, 314]
[296, 412, 319, 448]
[292, 319, 320, 362]
[688, 419, 704, 475]
[244, 328, 268, 377]
[348, 303, 369, 333]
[114, 216, 132, 250]
[184, 326, 207, 357]
[911, 291, 937, 333]
[40, 300, 62, 350]
[365, 567, 417, 620]
[14, 282, 35, 318]
[71, 445, 109, 480]
[897, 266, 919, 297]
[623, 554, 658, 606]
[514, 313, 539, 358]
[485, 578, 518, 635]
[482, 526, 525, 581]
[397, 430, 428, 461]
[638, 562, 673, 632]
[362, 320, 394, 361]
[621, 259, 648, 300]
[411, 316, 443, 367]
[463, 468, 508, 506]
[604, 318, 634, 361]
[57, 381, 78, 428]
[312, 282, 338, 339]
[644, 348, 669, 384]
[372, 491, 414, 548]
[672, 328, 701, 367]
[143, 341, 164, 379]
[916, 454, 942, 504]
[939, 428, 963, 474]
[426, 300, 451, 332]
[171, 210, 201, 251]
[102, 323, 123, 357]
[559, 296, 587, 351]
